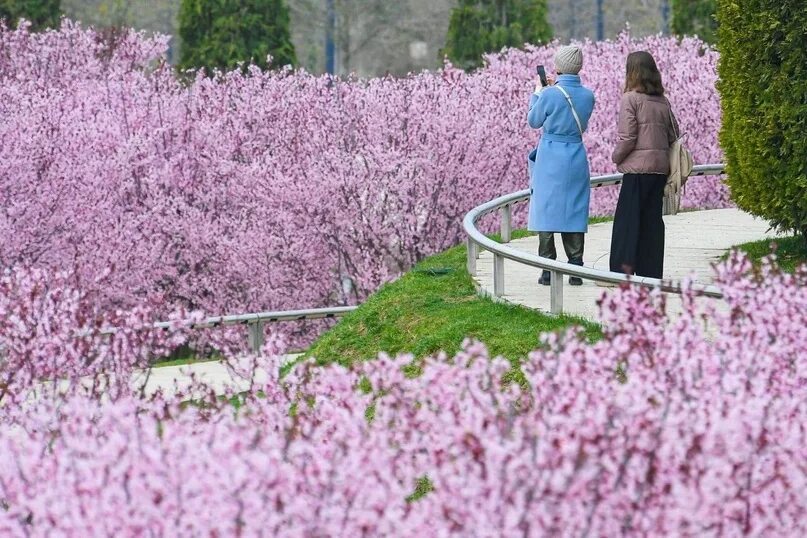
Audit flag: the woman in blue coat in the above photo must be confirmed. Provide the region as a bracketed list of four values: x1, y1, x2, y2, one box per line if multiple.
[527, 45, 596, 286]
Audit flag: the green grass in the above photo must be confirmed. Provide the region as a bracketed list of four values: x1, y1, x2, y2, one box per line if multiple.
[152, 355, 220, 369]
[732, 235, 807, 274]
[302, 229, 600, 369]
[589, 216, 614, 226]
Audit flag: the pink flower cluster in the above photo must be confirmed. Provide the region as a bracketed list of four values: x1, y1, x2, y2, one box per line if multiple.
[0, 255, 804, 536]
[0, 267, 187, 403]
[0, 22, 728, 343]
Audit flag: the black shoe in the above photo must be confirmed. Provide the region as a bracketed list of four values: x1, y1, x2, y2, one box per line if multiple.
[539, 270, 551, 286]
[568, 257, 584, 286]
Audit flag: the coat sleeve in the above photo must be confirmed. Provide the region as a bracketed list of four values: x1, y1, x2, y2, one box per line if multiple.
[611, 94, 637, 165]
[527, 91, 550, 129]
[581, 91, 596, 133]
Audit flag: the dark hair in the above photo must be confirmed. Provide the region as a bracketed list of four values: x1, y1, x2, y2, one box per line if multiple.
[624, 51, 665, 96]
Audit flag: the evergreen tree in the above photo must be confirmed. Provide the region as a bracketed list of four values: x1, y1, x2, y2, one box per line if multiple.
[178, 0, 296, 72]
[717, 0, 807, 244]
[0, 0, 60, 30]
[671, 0, 717, 43]
[443, 0, 552, 71]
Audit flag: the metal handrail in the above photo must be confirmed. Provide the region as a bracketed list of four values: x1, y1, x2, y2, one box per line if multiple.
[463, 164, 727, 314]
[99, 306, 358, 352]
[94, 163, 726, 352]
[149, 306, 358, 331]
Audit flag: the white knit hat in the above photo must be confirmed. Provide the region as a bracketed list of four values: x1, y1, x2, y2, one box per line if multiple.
[554, 45, 583, 75]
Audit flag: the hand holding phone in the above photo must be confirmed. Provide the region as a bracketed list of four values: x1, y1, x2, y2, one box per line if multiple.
[536, 65, 548, 87]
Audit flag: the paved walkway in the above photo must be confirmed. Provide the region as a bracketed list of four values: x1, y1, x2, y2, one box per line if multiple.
[134, 355, 300, 396]
[20, 356, 301, 401]
[474, 208, 778, 320]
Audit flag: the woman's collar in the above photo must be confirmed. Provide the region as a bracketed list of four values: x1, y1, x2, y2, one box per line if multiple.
[557, 74, 582, 85]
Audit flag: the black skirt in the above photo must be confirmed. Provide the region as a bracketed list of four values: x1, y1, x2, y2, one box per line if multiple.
[609, 173, 667, 278]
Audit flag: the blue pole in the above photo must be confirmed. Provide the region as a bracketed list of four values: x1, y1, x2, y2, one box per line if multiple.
[596, 0, 604, 41]
[662, 0, 670, 34]
[326, 0, 336, 74]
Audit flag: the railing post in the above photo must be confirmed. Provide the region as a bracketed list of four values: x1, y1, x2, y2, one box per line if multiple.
[494, 253, 505, 297]
[466, 238, 477, 275]
[550, 270, 563, 314]
[501, 204, 512, 243]
[248, 321, 265, 353]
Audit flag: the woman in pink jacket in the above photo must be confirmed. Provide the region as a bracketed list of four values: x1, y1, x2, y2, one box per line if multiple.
[609, 51, 679, 278]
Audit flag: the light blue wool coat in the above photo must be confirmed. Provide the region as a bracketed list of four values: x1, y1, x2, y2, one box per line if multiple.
[527, 74, 595, 233]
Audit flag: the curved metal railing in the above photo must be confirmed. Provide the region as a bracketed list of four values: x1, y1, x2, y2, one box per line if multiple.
[99, 306, 358, 353]
[463, 164, 727, 314]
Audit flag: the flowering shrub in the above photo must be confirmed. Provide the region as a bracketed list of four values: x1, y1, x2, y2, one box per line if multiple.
[0, 268, 187, 404]
[0, 21, 727, 346]
[1, 255, 804, 536]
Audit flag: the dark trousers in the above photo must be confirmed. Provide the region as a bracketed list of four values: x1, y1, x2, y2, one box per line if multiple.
[609, 174, 667, 278]
[539, 232, 584, 264]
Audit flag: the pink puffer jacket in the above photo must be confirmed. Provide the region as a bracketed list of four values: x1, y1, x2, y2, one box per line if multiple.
[611, 91, 679, 175]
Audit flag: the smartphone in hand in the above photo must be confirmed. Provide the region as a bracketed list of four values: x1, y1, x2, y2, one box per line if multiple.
[536, 65, 548, 87]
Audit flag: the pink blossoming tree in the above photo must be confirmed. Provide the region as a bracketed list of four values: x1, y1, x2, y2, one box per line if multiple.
[1, 21, 728, 349]
[0, 256, 804, 535]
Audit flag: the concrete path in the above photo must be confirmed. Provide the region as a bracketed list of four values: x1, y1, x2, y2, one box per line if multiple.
[19, 356, 302, 402]
[474, 208, 778, 321]
[135, 355, 300, 396]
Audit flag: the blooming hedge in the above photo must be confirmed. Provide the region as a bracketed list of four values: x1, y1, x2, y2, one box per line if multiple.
[0, 21, 802, 536]
[0, 21, 728, 346]
[0, 255, 804, 536]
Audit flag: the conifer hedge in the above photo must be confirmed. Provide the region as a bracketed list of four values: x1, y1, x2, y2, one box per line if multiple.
[717, 0, 807, 243]
[179, 0, 296, 72]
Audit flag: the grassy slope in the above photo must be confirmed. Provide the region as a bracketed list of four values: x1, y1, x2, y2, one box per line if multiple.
[732, 235, 807, 273]
[303, 229, 600, 367]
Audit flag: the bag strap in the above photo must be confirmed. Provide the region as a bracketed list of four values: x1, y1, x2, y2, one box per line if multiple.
[554, 85, 584, 136]
[666, 98, 681, 140]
